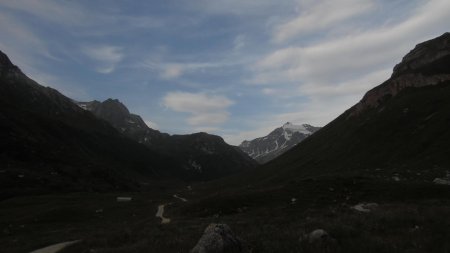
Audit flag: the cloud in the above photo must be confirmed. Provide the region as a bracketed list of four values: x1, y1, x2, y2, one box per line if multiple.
[233, 35, 246, 51]
[222, 125, 280, 145]
[0, 0, 97, 28]
[187, 112, 231, 126]
[162, 91, 234, 126]
[273, 0, 375, 43]
[160, 64, 183, 79]
[253, 0, 450, 87]
[188, 0, 297, 16]
[81, 45, 124, 74]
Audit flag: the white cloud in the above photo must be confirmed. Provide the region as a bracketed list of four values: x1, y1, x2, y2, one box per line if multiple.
[81, 45, 124, 74]
[161, 64, 183, 79]
[187, 112, 230, 126]
[253, 0, 450, 87]
[0, 0, 87, 26]
[222, 125, 279, 145]
[233, 35, 246, 51]
[162, 91, 234, 127]
[274, 0, 375, 43]
[188, 0, 297, 16]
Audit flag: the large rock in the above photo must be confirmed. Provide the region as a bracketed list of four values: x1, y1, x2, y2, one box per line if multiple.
[190, 223, 248, 253]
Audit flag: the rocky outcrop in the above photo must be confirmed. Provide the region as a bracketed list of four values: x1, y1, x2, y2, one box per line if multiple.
[190, 224, 249, 253]
[350, 33, 450, 117]
[392, 32, 450, 77]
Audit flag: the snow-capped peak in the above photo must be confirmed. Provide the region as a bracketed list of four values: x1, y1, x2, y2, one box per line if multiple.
[239, 122, 321, 163]
[282, 122, 311, 135]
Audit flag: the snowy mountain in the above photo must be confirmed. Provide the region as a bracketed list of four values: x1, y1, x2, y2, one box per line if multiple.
[239, 122, 320, 163]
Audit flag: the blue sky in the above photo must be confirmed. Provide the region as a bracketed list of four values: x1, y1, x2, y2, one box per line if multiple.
[1, 0, 449, 144]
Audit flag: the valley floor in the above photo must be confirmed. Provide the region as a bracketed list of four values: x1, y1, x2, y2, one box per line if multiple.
[1, 177, 450, 253]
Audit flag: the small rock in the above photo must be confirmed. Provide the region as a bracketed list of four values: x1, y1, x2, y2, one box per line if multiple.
[190, 223, 249, 253]
[291, 198, 297, 204]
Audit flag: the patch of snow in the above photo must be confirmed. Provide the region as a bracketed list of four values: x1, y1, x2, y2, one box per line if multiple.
[201, 146, 215, 154]
[188, 160, 202, 172]
[283, 130, 292, 141]
[351, 203, 378, 213]
[173, 194, 188, 202]
[433, 178, 450, 185]
[282, 122, 312, 135]
[30, 240, 81, 253]
[116, 197, 132, 202]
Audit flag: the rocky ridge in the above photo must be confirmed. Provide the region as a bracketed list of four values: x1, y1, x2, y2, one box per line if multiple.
[77, 99, 257, 181]
[239, 122, 320, 164]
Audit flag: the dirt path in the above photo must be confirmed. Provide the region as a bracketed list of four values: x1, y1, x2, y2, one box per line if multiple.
[155, 194, 189, 224]
[155, 204, 171, 224]
[30, 240, 80, 253]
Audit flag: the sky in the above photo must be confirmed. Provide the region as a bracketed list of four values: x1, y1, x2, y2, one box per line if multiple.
[1, 0, 449, 145]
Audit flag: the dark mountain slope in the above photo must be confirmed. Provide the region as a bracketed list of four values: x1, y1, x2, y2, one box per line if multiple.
[0, 50, 178, 196]
[249, 32, 450, 184]
[198, 33, 450, 191]
[77, 99, 257, 181]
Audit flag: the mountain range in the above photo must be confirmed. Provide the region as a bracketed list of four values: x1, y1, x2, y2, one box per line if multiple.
[239, 122, 320, 163]
[77, 99, 257, 181]
[0, 51, 256, 197]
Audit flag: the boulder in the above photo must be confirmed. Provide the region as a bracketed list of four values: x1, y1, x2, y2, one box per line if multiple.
[299, 229, 336, 244]
[190, 223, 248, 253]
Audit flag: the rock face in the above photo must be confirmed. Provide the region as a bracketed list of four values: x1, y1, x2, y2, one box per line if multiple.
[191, 224, 248, 253]
[351, 32, 450, 116]
[77, 99, 257, 181]
[239, 122, 320, 164]
[77, 99, 168, 146]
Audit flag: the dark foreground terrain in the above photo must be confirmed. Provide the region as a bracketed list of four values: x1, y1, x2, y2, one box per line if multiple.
[1, 177, 450, 253]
